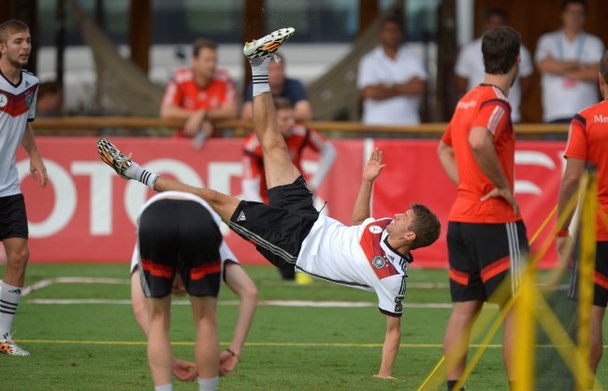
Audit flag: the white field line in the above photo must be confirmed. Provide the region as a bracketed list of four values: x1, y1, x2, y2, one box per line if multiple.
[2, 276, 456, 308]
[25, 298, 456, 308]
[1, 277, 130, 296]
[3, 276, 450, 297]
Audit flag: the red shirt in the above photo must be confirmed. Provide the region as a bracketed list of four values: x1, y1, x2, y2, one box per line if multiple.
[442, 84, 520, 223]
[242, 124, 327, 203]
[162, 68, 237, 137]
[565, 101, 608, 240]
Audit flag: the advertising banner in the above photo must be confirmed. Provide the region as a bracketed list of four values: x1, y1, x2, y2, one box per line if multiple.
[16, 137, 564, 268]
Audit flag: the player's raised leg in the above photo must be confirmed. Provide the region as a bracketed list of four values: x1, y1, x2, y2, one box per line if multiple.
[244, 28, 301, 190]
[97, 138, 240, 222]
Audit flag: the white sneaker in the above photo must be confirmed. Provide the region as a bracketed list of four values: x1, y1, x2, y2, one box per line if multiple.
[97, 138, 132, 179]
[243, 27, 295, 60]
[0, 334, 30, 356]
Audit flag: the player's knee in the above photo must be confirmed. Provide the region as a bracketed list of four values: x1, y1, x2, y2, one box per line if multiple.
[243, 283, 259, 302]
[260, 133, 285, 152]
[6, 247, 29, 269]
[132, 302, 146, 324]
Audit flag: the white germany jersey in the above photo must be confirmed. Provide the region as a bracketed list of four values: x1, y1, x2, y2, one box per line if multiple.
[130, 191, 239, 274]
[0, 70, 38, 197]
[296, 215, 411, 316]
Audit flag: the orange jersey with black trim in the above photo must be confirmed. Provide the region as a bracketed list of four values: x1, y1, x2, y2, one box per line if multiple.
[442, 84, 520, 223]
[242, 124, 326, 203]
[162, 68, 237, 137]
[565, 101, 608, 240]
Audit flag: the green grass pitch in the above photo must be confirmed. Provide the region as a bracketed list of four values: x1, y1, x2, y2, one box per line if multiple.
[1, 264, 606, 390]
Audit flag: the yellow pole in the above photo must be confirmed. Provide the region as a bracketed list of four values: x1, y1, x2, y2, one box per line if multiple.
[576, 168, 597, 390]
[513, 263, 536, 391]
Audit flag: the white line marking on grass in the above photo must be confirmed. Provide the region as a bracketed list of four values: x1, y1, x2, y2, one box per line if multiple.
[15, 276, 455, 308]
[28, 299, 133, 305]
[7, 277, 448, 297]
[25, 298, 455, 308]
[10, 277, 130, 296]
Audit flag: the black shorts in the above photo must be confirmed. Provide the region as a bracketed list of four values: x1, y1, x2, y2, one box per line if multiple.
[447, 220, 529, 304]
[569, 241, 608, 307]
[228, 176, 319, 269]
[138, 199, 222, 298]
[0, 194, 28, 240]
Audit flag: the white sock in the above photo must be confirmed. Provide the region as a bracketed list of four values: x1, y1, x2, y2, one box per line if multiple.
[250, 57, 271, 97]
[0, 283, 22, 339]
[197, 376, 219, 391]
[154, 384, 172, 391]
[124, 161, 159, 190]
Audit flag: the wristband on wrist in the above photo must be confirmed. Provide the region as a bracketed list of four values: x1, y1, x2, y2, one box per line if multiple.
[556, 229, 569, 237]
[226, 348, 240, 360]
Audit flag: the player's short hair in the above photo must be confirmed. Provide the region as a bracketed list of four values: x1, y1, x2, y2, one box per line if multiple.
[562, 0, 587, 13]
[0, 19, 29, 44]
[600, 50, 608, 84]
[273, 96, 293, 111]
[192, 37, 217, 58]
[409, 203, 441, 250]
[481, 25, 521, 75]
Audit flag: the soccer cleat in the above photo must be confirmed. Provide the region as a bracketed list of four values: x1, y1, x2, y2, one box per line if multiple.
[97, 138, 132, 180]
[243, 27, 295, 60]
[0, 334, 30, 356]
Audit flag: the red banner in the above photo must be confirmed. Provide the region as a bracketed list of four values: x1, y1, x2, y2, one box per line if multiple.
[15, 137, 564, 268]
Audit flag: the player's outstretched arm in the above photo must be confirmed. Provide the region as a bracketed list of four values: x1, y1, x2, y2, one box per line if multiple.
[374, 315, 400, 380]
[220, 262, 259, 376]
[352, 148, 386, 225]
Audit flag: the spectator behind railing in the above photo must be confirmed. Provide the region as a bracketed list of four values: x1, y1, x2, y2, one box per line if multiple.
[159, 38, 238, 149]
[535, 0, 604, 124]
[357, 14, 427, 126]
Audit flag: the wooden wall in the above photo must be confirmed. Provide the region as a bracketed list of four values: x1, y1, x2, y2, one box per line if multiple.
[472, 0, 608, 122]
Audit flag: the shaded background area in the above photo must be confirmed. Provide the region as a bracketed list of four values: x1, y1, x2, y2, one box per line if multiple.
[1, 0, 607, 122]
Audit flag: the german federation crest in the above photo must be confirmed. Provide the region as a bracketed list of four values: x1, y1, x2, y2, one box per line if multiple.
[25, 92, 34, 108]
[372, 256, 386, 269]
